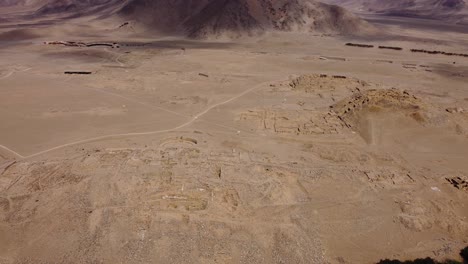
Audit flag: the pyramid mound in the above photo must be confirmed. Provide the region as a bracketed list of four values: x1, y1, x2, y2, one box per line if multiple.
[333, 89, 426, 125]
[332, 89, 429, 143]
[289, 74, 371, 93]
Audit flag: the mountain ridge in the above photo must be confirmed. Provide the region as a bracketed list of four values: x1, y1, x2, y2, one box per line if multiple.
[321, 0, 468, 24]
[1, 0, 376, 38]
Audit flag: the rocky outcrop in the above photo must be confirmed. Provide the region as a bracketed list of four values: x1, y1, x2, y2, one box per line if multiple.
[118, 0, 376, 38]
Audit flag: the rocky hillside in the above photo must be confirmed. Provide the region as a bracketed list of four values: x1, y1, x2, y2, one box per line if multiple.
[119, 0, 375, 37]
[0, 0, 31, 7]
[322, 0, 468, 24]
[3, 0, 375, 37]
[32, 0, 126, 16]
[118, 0, 213, 34]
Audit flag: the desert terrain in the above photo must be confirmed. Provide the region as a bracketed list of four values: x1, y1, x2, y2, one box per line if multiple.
[321, 0, 468, 24]
[0, 0, 467, 263]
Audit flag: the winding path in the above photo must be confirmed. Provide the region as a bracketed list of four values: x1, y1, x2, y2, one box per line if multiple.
[1, 78, 280, 160]
[0, 67, 33, 159]
[0, 145, 24, 159]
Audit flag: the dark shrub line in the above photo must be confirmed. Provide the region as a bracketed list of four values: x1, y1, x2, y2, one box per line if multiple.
[346, 43, 374, 48]
[118, 22, 129, 28]
[379, 46, 403, 50]
[64, 71, 92, 75]
[344, 43, 467, 58]
[86, 43, 118, 48]
[317, 74, 347, 79]
[45, 41, 120, 48]
[410, 49, 468, 57]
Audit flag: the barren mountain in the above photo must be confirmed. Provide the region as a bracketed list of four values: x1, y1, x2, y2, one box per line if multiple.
[4, 0, 374, 37]
[0, 0, 44, 6]
[31, 0, 126, 17]
[119, 0, 375, 37]
[0, 0, 17, 6]
[322, 0, 468, 23]
[118, 0, 213, 34]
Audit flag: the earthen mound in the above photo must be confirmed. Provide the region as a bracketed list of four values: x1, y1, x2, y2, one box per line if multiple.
[333, 89, 425, 121]
[289, 74, 370, 93]
[332, 89, 428, 143]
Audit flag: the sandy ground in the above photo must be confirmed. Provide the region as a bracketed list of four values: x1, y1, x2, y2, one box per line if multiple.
[0, 13, 468, 264]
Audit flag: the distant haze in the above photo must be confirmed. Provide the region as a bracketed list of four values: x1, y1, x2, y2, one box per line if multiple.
[321, 0, 468, 23]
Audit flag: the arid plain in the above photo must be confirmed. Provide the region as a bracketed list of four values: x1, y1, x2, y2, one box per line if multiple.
[0, 1, 468, 263]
